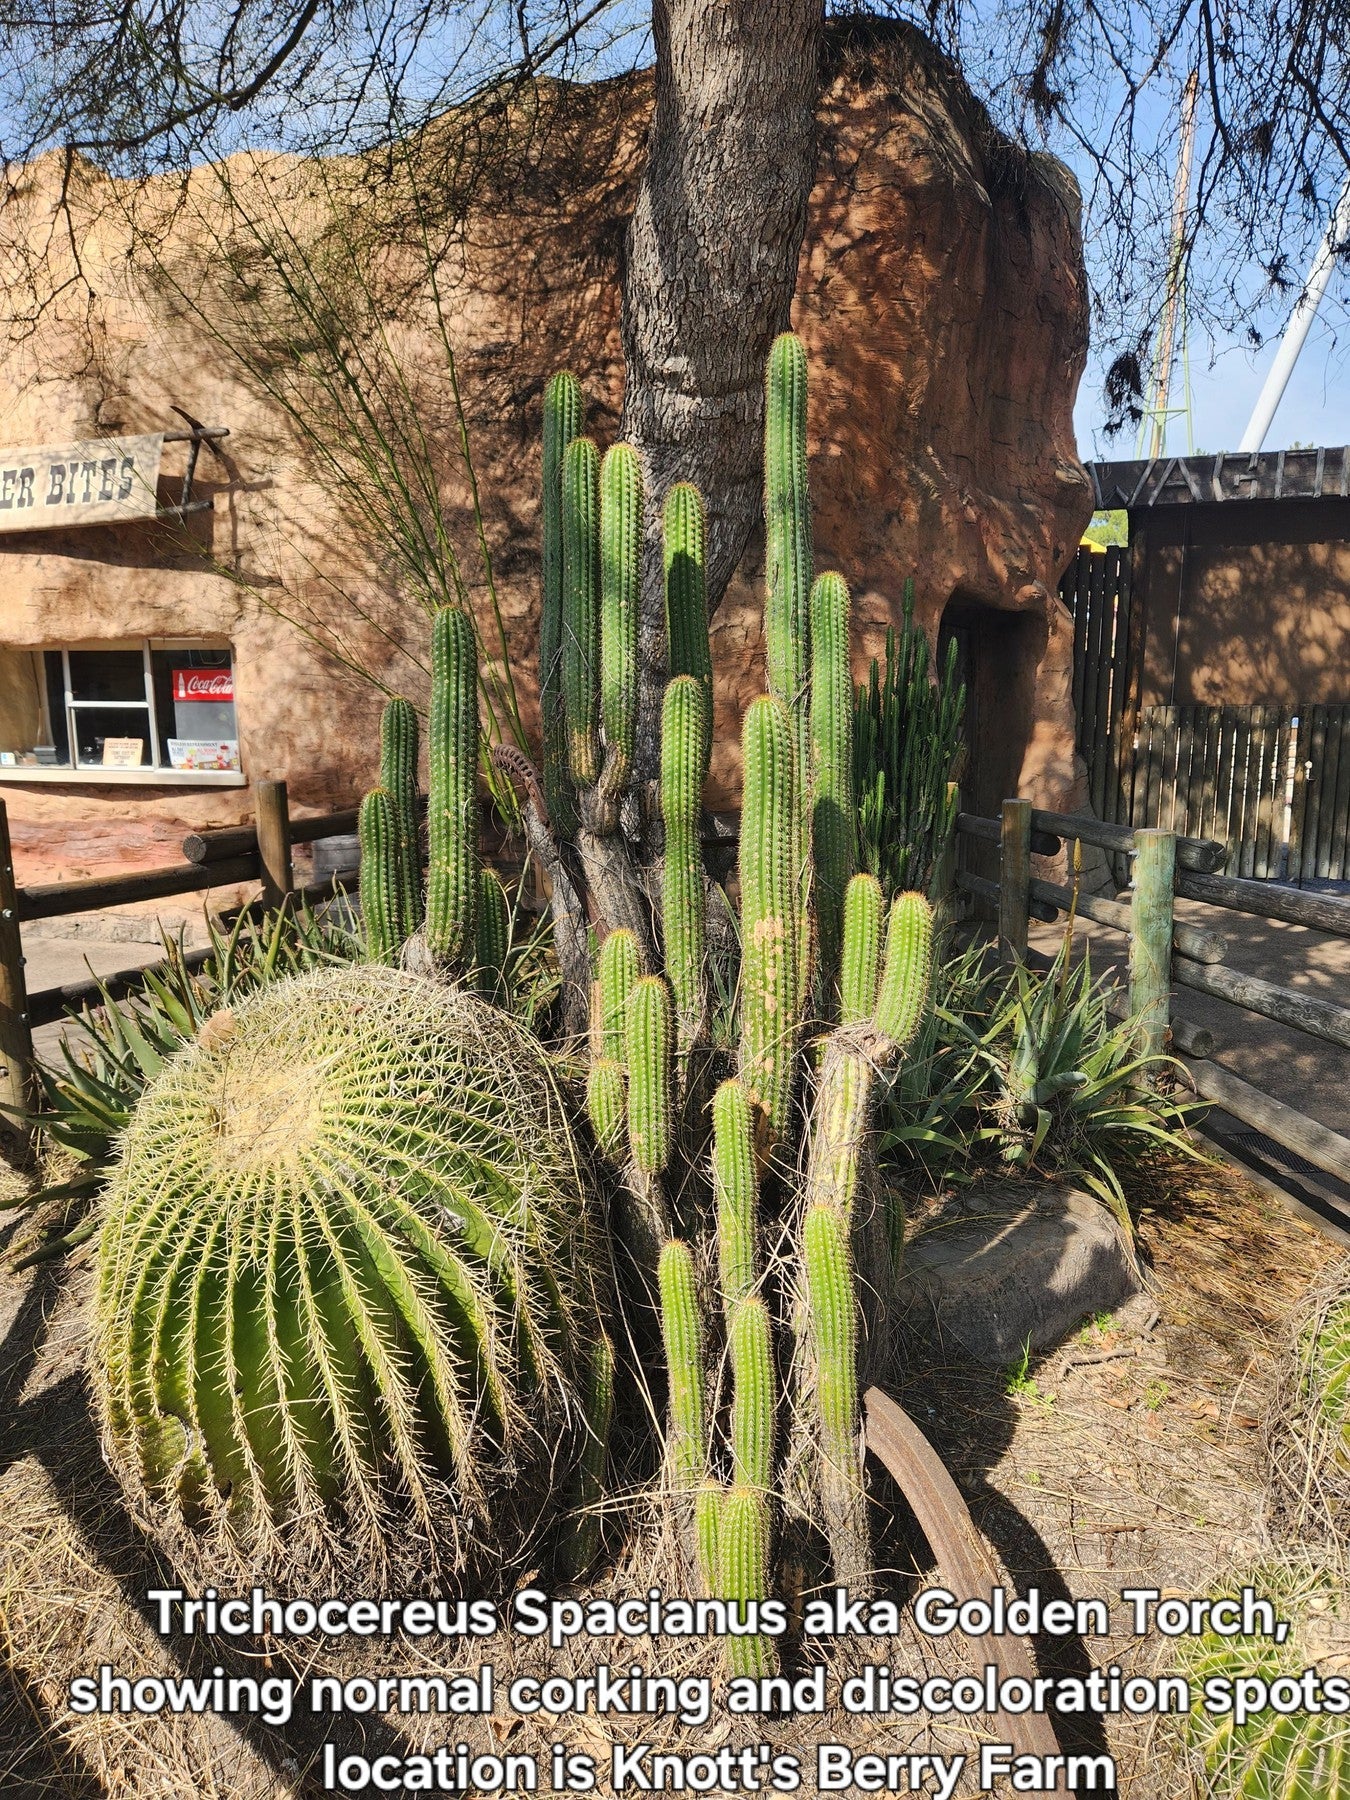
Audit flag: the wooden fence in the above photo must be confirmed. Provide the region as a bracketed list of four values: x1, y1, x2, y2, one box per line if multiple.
[1060, 548, 1350, 883]
[950, 800, 1350, 1216]
[0, 783, 358, 1129]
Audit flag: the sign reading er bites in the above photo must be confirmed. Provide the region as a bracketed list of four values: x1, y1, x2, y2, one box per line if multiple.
[0, 432, 164, 534]
[173, 669, 234, 703]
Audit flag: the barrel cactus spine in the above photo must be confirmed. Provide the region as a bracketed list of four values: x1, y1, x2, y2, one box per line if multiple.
[426, 605, 480, 969]
[597, 443, 642, 811]
[737, 697, 799, 1150]
[358, 787, 404, 964]
[660, 675, 711, 1063]
[541, 372, 584, 833]
[809, 571, 855, 1009]
[379, 696, 423, 934]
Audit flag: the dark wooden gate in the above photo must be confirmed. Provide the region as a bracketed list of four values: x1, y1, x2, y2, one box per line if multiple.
[1060, 548, 1350, 883]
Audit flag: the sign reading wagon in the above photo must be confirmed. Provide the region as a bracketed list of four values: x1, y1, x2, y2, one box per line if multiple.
[0, 432, 164, 533]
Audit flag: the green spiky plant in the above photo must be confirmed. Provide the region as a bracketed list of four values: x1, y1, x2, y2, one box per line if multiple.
[92, 964, 605, 1588]
[854, 578, 965, 901]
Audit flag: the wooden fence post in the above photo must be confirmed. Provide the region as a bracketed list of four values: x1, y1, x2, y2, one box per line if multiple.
[1129, 827, 1176, 1077]
[998, 798, 1033, 966]
[930, 782, 959, 953]
[0, 800, 35, 1139]
[255, 780, 293, 910]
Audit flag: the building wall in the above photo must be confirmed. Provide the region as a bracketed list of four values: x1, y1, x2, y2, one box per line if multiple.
[1134, 499, 1350, 707]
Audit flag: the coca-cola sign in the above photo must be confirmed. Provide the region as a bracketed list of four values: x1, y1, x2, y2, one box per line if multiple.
[173, 669, 234, 703]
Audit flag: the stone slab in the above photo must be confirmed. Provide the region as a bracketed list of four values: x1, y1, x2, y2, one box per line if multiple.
[899, 1181, 1142, 1366]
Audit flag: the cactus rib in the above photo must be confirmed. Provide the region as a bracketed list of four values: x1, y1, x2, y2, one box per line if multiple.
[426, 606, 480, 968]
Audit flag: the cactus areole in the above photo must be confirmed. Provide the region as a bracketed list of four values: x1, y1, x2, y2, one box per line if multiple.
[93, 965, 602, 1588]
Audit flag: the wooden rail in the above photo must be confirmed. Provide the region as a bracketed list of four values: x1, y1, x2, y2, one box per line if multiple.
[955, 802, 1350, 1212]
[0, 791, 359, 1130]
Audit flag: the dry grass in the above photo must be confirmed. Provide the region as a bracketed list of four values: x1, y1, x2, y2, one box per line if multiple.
[1265, 1253, 1350, 1542]
[0, 1149, 1338, 1798]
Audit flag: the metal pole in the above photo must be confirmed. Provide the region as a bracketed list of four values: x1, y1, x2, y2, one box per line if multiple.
[1239, 179, 1350, 454]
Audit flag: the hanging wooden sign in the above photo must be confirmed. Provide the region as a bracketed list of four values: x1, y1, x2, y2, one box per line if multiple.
[0, 432, 164, 534]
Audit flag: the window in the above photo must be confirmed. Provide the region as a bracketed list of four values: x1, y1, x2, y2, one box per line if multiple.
[0, 640, 240, 779]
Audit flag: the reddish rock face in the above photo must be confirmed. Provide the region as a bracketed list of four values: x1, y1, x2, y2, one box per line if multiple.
[0, 30, 1092, 878]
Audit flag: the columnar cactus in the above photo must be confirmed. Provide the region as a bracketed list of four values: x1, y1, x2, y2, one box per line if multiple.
[562, 436, 602, 787]
[661, 675, 711, 1063]
[474, 867, 511, 1001]
[358, 787, 403, 963]
[560, 1329, 615, 1580]
[598, 444, 642, 813]
[810, 572, 855, 1008]
[379, 696, 423, 935]
[803, 1200, 866, 1587]
[597, 927, 643, 1061]
[764, 332, 812, 780]
[717, 1489, 777, 1678]
[658, 1239, 707, 1494]
[627, 976, 673, 1176]
[737, 697, 799, 1150]
[586, 1059, 628, 1162]
[728, 1296, 774, 1493]
[664, 483, 713, 724]
[541, 372, 584, 833]
[713, 1078, 758, 1309]
[426, 605, 480, 969]
[839, 873, 884, 1026]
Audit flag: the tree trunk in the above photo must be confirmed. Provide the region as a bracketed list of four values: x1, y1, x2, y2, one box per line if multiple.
[619, 0, 823, 807]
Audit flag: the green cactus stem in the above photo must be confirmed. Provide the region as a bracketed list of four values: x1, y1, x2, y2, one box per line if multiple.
[474, 867, 511, 1002]
[559, 1329, 615, 1581]
[695, 1482, 722, 1598]
[379, 697, 423, 935]
[598, 443, 642, 811]
[809, 572, 855, 1008]
[713, 1078, 758, 1310]
[658, 1239, 707, 1493]
[598, 928, 642, 1062]
[874, 891, 935, 1054]
[562, 435, 602, 788]
[660, 675, 711, 1061]
[839, 873, 884, 1026]
[729, 1297, 774, 1494]
[626, 976, 673, 1176]
[426, 605, 480, 969]
[586, 1058, 627, 1163]
[803, 1200, 869, 1589]
[717, 1488, 777, 1678]
[737, 697, 799, 1149]
[92, 965, 603, 1587]
[664, 483, 713, 751]
[764, 332, 812, 769]
[541, 373, 584, 832]
[358, 787, 404, 963]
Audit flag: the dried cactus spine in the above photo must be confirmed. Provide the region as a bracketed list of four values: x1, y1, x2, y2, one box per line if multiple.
[840, 874, 884, 1026]
[474, 867, 511, 1001]
[874, 891, 935, 1053]
[713, 1078, 758, 1310]
[426, 606, 479, 968]
[560, 1329, 615, 1580]
[737, 697, 799, 1147]
[658, 1239, 707, 1493]
[358, 787, 404, 963]
[379, 696, 423, 934]
[561, 435, 602, 787]
[626, 976, 673, 1176]
[717, 1488, 777, 1678]
[803, 1201, 869, 1586]
[598, 443, 642, 805]
[660, 675, 711, 1059]
[586, 1058, 627, 1163]
[729, 1297, 774, 1494]
[663, 483, 713, 743]
[598, 928, 642, 1062]
[541, 372, 584, 832]
[809, 572, 854, 1006]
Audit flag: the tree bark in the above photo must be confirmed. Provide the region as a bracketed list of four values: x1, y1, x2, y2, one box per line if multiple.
[619, 0, 823, 805]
